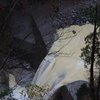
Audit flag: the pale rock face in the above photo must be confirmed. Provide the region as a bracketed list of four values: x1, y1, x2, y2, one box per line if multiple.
[9, 74, 28, 100]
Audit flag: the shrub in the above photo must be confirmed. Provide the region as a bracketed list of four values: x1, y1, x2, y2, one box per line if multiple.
[76, 83, 90, 100]
[20, 84, 51, 100]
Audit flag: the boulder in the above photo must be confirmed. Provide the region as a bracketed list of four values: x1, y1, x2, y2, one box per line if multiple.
[50, 86, 74, 100]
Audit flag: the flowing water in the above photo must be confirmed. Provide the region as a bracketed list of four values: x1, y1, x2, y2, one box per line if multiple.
[32, 24, 94, 99]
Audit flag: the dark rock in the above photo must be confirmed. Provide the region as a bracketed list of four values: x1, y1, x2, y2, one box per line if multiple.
[81, 17, 85, 19]
[93, 0, 97, 3]
[0, 71, 9, 91]
[50, 86, 74, 100]
[71, 10, 76, 13]
[52, 20, 60, 27]
[60, 17, 66, 21]
[59, 12, 63, 15]
[60, 23, 66, 28]
[0, 0, 10, 7]
[72, 15, 75, 18]
[72, 30, 76, 34]
[86, 21, 89, 24]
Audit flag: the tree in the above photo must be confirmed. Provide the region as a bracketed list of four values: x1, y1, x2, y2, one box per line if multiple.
[80, 2, 100, 100]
